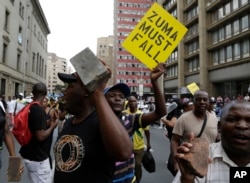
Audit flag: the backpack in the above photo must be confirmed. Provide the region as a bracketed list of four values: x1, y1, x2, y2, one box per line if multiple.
[12, 101, 40, 146]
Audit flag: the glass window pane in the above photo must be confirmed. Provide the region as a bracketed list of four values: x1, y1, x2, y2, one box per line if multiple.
[233, 43, 240, 59]
[242, 15, 249, 31]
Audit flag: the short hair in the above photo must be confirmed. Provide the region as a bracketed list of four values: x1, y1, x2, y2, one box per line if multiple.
[32, 82, 47, 97]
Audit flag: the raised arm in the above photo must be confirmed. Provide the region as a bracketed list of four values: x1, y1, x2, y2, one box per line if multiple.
[141, 63, 167, 127]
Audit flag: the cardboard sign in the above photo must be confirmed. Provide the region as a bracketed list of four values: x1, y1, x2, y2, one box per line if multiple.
[187, 82, 200, 95]
[122, 2, 188, 70]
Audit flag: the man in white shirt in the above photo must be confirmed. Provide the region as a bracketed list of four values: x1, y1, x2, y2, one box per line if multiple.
[6, 96, 15, 127]
[14, 93, 26, 116]
[172, 100, 250, 183]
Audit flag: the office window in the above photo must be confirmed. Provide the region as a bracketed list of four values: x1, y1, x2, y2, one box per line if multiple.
[17, 52, 21, 70]
[233, 20, 239, 35]
[242, 15, 249, 31]
[233, 43, 240, 60]
[225, 2, 231, 15]
[212, 31, 218, 43]
[4, 10, 10, 31]
[213, 51, 219, 65]
[218, 7, 224, 19]
[32, 53, 35, 72]
[225, 24, 232, 38]
[219, 27, 225, 41]
[241, 0, 248, 5]
[232, 0, 239, 11]
[219, 48, 225, 63]
[242, 39, 250, 58]
[226, 45, 232, 62]
[2, 43, 8, 63]
[18, 26, 22, 44]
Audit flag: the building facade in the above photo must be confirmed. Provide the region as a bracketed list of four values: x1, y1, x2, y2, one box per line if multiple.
[114, 0, 159, 97]
[46, 52, 68, 94]
[162, 0, 250, 99]
[96, 36, 114, 87]
[0, 0, 50, 97]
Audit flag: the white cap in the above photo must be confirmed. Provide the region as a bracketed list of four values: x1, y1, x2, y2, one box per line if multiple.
[19, 92, 24, 97]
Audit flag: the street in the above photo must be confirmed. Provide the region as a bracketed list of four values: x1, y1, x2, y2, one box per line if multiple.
[1, 126, 174, 183]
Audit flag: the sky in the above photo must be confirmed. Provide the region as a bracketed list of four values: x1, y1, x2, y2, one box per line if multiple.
[39, 0, 114, 61]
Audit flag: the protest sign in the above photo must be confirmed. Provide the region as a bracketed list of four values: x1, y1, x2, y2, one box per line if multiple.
[122, 2, 188, 70]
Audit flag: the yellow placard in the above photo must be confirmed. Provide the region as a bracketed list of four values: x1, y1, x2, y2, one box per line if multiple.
[187, 82, 200, 95]
[122, 2, 188, 70]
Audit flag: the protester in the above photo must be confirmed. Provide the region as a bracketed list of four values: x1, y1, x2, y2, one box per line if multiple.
[6, 96, 15, 128]
[170, 90, 218, 176]
[55, 71, 132, 183]
[19, 83, 58, 183]
[14, 93, 26, 116]
[182, 101, 193, 113]
[172, 100, 250, 183]
[0, 99, 18, 171]
[104, 63, 166, 183]
[42, 97, 58, 170]
[123, 95, 151, 183]
[160, 98, 183, 176]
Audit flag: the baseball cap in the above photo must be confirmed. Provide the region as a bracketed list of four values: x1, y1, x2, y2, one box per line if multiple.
[19, 92, 24, 97]
[58, 72, 77, 83]
[104, 83, 130, 98]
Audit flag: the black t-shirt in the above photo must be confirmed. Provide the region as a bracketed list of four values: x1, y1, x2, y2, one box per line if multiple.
[166, 109, 182, 140]
[19, 104, 48, 161]
[54, 111, 115, 183]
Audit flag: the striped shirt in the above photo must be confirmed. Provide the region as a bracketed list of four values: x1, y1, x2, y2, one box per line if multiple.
[113, 113, 142, 183]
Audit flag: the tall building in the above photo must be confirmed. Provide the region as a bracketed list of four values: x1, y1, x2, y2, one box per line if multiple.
[46, 53, 68, 94]
[0, 0, 50, 97]
[162, 0, 250, 99]
[113, 0, 158, 97]
[96, 36, 114, 86]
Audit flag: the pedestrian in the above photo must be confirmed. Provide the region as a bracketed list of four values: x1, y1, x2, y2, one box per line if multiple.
[104, 63, 166, 183]
[19, 82, 58, 183]
[123, 95, 151, 183]
[0, 99, 19, 171]
[160, 98, 183, 176]
[182, 101, 193, 113]
[14, 93, 26, 116]
[55, 71, 132, 183]
[170, 90, 218, 176]
[6, 96, 15, 128]
[172, 100, 250, 183]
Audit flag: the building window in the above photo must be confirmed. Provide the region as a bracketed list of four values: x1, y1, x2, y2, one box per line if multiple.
[18, 26, 22, 44]
[4, 10, 10, 31]
[225, 24, 232, 38]
[233, 43, 240, 60]
[242, 15, 249, 32]
[242, 39, 250, 58]
[233, 20, 239, 35]
[241, 0, 248, 6]
[219, 27, 225, 41]
[213, 51, 219, 65]
[232, 0, 239, 11]
[219, 48, 225, 64]
[32, 53, 35, 72]
[224, 2, 231, 15]
[17, 52, 21, 70]
[226, 45, 233, 62]
[2, 43, 8, 63]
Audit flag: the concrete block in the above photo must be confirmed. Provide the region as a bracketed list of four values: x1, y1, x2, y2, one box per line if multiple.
[70, 47, 111, 92]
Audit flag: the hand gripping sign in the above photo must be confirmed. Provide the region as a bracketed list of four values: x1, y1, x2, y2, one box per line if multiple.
[122, 2, 188, 70]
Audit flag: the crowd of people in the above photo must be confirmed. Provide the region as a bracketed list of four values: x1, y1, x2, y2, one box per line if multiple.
[0, 59, 250, 183]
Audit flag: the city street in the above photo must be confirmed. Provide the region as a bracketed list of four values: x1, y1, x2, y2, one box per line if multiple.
[1, 126, 174, 183]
